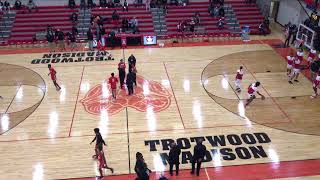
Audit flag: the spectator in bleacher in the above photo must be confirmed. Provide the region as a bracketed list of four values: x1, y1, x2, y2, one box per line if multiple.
[0, 1, 3, 12]
[212, 5, 219, 17]
[114, 0, 121, 7]
[107, 0, 115, 8]
[130, 17, 138, 33]
[68, 32, 77, 51]
[170, 0, 177, 6]
[87, 29, 94, 51]
[14, 0, 22, 10]
[123, 0, 128, 12]
[80, 0, 86, 9]
[100, 0, 107, 7]
[46, 30, 56, 53]
[146, 0, 150, 11]
[291, 24, 297, 45]
[245, 0, 254, 4]
[122, 18, 129, 32]
[70, 12, 78, 24]
[72, 26, 79, 36]
[193, 12, 200, 25]
[189, 18, 195, 32]
[150, 0, 156, 8]
[87, 0, 95, 8]
[112, 10, 120, 21]
[4, 0, 10, 12]
[27, 0, 36, 12]
[218, 6, 225, 17]
[56, 29, 66, 51]
[68, 0, 76, 8]
[217, 17, 224, 29]
[134, 152, 151, 180]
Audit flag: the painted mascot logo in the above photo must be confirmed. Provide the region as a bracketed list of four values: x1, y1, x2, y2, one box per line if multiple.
[80, 75, 172, 115]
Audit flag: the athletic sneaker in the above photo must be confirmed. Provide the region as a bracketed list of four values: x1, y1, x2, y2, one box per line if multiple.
[288, 81, 293, 84]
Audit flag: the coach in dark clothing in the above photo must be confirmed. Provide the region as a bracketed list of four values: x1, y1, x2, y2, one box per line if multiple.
[285, 24, 294, 47]
[128, 54, 136, 70]
[126, 71, 134, 95]
[169, 142, 181, 176]
[191, 140, 206, 176]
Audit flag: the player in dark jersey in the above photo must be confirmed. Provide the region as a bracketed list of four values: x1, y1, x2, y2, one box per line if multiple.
[47, 64, 61, 91]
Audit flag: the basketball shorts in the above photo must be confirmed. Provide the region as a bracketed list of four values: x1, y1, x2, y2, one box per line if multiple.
[235, 79, 241, 88]
[293, 68, 300, 74]
[287, 64, 293, 69]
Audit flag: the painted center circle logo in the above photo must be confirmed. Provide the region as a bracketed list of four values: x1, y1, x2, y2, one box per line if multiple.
[80, 75, 172, 116]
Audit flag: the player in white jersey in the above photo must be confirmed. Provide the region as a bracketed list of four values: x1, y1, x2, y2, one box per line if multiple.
[289, 56, 301, 84]
[245, 82, 265, 107]
[286, 52, 294, 76]
[235, 66, 244, 93]
[311, 72, 320, 98]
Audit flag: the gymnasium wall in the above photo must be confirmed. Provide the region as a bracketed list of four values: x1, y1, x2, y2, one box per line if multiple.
[277, 0, 311, 26]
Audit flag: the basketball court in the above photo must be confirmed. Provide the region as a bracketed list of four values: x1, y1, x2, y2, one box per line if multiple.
[1, 39, 320, 180]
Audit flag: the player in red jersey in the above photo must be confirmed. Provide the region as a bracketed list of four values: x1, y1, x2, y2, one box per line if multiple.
[288, 56, 301, 84]
[311, 72, 320, 98]
[296, 48, 304, 62]
[97, 146, 114, 179]
[307, 48, 317, 66]
[235, 66, 244, 93]
[47, 64, 61, 90]
[245, 82, 265, 107]
[108, 73, 118, 99]
[286, 52, 294, 76]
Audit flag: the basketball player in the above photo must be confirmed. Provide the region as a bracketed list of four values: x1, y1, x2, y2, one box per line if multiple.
[307, 48, 317, 66]
[311, 72, 320, 98]
[288, 55, 301, 84]
[118, 59, 126, 89]
[235, 66, 244, 93]
[90, 128, 106, 159]
[296, 48, 304, 62]
[97, 146, 114, 179]
[108, 73, 118, 99]
[245, 82, 265, 107]
[47, 64, 61, 90]
[286, 52, 294, 76]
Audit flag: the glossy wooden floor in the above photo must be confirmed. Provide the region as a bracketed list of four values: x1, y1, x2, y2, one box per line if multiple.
[1, 40, 320, 180]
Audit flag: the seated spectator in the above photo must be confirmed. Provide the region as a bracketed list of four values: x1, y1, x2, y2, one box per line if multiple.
[114, 0, 121, 7]
[213, 5, 219, 17]
[123, 0, 128, 12]
[107, 0, 115, 7]
[189, 18, 195, 32]
[27, 0, 36, 12]
[87, 0, 95, 8]
[218, 6, 225, 17]
[150, 0, 156, 8]
[258, 22, 266, 36]
[80, 0, 86, 9]
[122, 18, 129, 32]
[70, 12, 78, 23]
[112, 10, 120, 21]
[193, 12, 200, 25]
[68, 0, 76, 8]
[4, 0, 10, 11]
[96, 15, 104, 26]
[100, 0, 107, 7]
[72, 26, 79, 36]
[217, 17, 224, 29]
[14, 0, 22, 9]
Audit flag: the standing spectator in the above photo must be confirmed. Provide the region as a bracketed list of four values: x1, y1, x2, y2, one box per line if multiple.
[80, 0, 86, 9]
[68, 32, 77, 51]
[128, 54, 136, 70]
[134, 152, 151, 180]
[46, 30, 56, 53]
[14, 0, 22, 9]
[168, 142, 181, 176]
[27, 0, 36, 12]
[123, 0, 128, 12]
[4, 0, 10, 12]
[122, 18, 129, 32]
[56, 29, 66, 51]
[130, 17, 138, 33]
[190, 139, 206, 176]
[87, 29, 94, 51]
[218, 6, 225, 17]
[284, 23, 294, 47]
[118, 59, 126, 89]
[68, 0, 76, 8]
[109, 30, 116, 49]
[291, 24, 298, 45]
